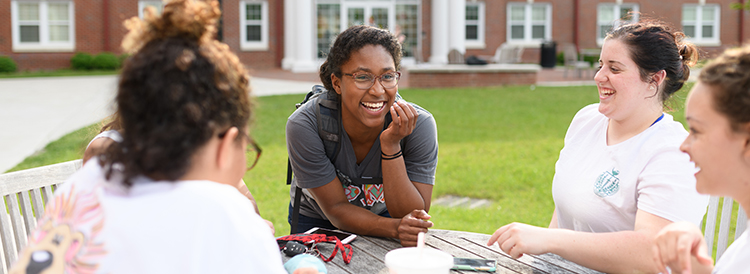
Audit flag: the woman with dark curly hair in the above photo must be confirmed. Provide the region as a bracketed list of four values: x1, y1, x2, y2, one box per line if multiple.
[486, 18, 708, 273]
[653, 44, 750, 274]
[10, 1, 322, 273]
[286, 25, 438, 247]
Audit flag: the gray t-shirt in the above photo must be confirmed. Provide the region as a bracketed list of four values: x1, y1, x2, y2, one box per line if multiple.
[286, 99, 438, 220]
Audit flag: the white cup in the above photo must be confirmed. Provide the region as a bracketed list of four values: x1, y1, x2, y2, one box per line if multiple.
[385, 247, 453, 274]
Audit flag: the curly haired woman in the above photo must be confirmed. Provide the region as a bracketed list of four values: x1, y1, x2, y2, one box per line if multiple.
[11, 1, 321, 273]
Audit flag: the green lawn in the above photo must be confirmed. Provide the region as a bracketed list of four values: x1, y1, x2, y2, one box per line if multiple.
[8, 84, 696, 238]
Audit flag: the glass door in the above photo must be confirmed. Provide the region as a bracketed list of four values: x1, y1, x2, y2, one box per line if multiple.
[316, 1, 420, 62]
[344, 3, 391, 30]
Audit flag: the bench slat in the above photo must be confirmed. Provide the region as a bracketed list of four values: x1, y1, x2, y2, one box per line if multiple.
[42, 186, 54, 205]
[716, 197, 735, 259]
[18, 191, 36, 236]
[0, 196, 15, 274]
[6, 194, 26, 255]
[737, 207, 748, 240]
[703, 196, 720, 253]
[30, 189, 45, 220]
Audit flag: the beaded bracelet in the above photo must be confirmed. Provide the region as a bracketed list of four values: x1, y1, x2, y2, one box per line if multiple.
[381, 148, 403, 160]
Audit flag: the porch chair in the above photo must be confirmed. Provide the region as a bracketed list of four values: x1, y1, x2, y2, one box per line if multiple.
[562, 43, 591, 78]
[0, 159, 82, 274]
[491, 43, 524, 64]
[447, 49, 464, 64]
[703, 196, 748, 261]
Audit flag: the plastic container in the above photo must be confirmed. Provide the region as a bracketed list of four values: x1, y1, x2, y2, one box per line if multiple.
[385, 247, 453, 274]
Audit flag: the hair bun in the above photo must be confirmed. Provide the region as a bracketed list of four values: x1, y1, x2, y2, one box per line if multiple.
[122, 0, 220, 53]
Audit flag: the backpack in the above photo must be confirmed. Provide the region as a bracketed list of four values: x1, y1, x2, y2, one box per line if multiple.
[287, 85, 400, 233]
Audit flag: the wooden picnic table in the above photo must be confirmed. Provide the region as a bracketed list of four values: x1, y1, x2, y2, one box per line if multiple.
[280, 229, 604, 274]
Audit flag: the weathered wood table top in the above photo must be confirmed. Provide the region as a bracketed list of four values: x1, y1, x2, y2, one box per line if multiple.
[280, 229, 604, 274]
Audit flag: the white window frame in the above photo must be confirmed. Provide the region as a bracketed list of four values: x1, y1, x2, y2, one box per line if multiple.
[465, 1, 485, 49]
[682, 4, 721, 46]
[10, 0, 75, 52]
[506, 2, 552, 47]
[138, 1, 165, 18]
[240, 1, 269, 51]
[596, 3, 639, 46]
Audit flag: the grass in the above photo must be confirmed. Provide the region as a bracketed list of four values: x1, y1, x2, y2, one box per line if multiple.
[0, 69, 119, 79]
[9, 83, 706, 239]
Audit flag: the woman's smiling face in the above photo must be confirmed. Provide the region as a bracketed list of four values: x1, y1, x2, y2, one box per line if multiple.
[332, 44, 397, 132]
[680, 81, 749, 195]
[594, 39, 657, 121]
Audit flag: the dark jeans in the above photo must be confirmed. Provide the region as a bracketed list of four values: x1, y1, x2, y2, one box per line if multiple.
[287, 203, 391, 234]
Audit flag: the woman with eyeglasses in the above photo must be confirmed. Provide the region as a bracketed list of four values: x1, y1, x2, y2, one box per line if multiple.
[10, 1, 323, 273]
[286, 25, 438, 247]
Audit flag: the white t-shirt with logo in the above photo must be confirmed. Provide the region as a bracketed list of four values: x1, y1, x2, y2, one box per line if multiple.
[13, 159, 287, 274]
[552, 104, 709, 232]
[713, 220, 750, 273]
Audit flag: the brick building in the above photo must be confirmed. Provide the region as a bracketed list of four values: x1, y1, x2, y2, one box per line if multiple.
[1, 0, 748, 71]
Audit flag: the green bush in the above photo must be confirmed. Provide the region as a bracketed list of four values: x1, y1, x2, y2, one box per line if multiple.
[70, 53, 94, 70]
[0, 56, 18, 73]
[556, 52, 564, 66]
[91, 52, 120, 70]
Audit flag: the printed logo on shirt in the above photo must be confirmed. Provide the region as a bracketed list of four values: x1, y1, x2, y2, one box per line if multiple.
[12, 184, 106, 274]
[344, 185, 361, 202]
[594, 168, 620, 197]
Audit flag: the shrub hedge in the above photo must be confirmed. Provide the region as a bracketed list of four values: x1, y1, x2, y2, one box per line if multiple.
[71, 52, 121, 70]
[0, 56, 17, 73]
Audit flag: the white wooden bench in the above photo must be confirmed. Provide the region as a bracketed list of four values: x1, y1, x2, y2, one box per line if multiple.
[703, 196, 748, 260]
[0, 160, 82, 274]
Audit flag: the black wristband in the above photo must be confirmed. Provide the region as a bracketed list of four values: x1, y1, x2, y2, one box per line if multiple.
[381, 148, 403, 160]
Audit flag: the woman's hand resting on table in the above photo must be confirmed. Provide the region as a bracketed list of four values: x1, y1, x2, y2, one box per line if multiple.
[486, 223, 557, 259]
[652, 221, 713, 274]
[398, 209, 433, 247]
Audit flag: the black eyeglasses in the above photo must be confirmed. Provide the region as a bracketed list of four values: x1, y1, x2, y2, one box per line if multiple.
[218, 129, 262, 172]
[343, 71, 401, 90]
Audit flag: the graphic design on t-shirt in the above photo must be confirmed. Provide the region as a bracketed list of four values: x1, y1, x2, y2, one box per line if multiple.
[362, 184, 385, 207]
[344, 185, 361, 202]
[337, 170, 385, 210]
[14, 185, 106, 274]
[594, 168, 620, 197]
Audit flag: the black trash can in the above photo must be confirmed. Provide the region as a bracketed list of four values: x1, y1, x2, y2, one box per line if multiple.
[540, 41, 557, 68]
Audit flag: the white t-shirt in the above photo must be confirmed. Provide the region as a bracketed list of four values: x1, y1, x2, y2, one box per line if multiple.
[13, 159, 287, 274]
[86, 130, 123, 149]
[552, 104, 709, 232]
[713, 220, 750, 273]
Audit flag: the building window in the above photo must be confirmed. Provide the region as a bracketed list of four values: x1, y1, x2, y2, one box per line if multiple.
[396, 4, 419, 58]
[597, 3, 639, 45]
[465, 2, 485, 49]
[11, 0, 75, 52]
[683, 4, 720, 46]
[317, 4, 341, 58]
[139, 1, 164, 18]
[507, 3, 551, 45]
[240, 1, 268, 51]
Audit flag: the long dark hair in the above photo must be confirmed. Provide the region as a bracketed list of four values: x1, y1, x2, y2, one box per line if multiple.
[100, 0, 252, 186]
